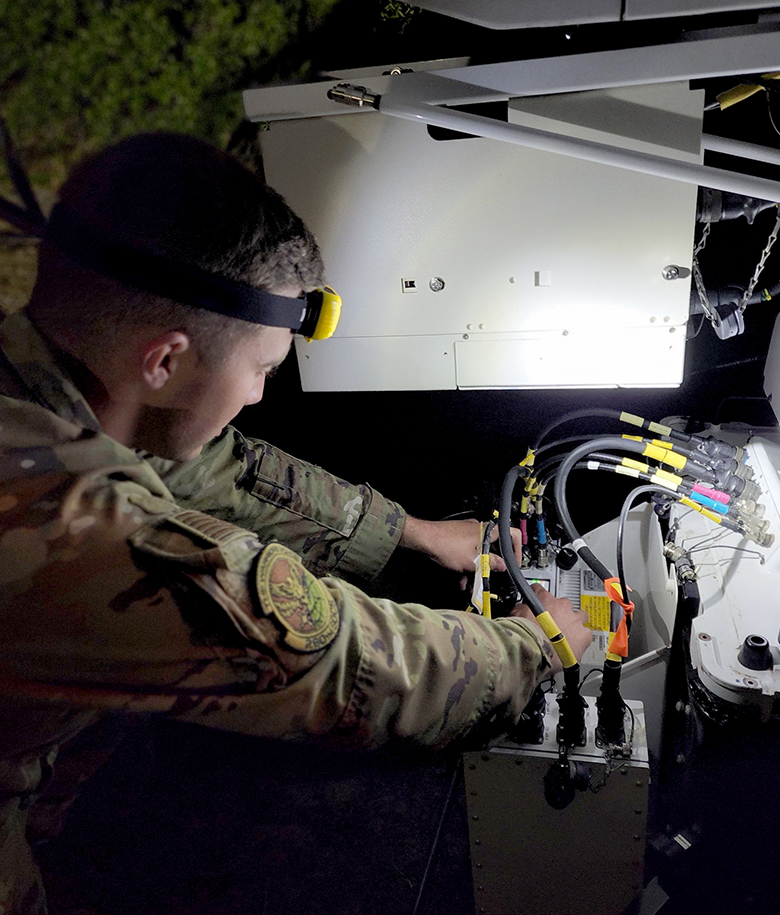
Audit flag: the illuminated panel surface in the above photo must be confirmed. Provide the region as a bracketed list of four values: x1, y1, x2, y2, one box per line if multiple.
[261, 82, 702, 391]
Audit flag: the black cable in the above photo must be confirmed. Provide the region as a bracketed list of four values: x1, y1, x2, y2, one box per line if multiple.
[769, 92, 780, 138]
[535, 446, 626, 489]
[534, 408, 626, 451]
[534, 433, 595, 462]
[498, 464, 547, 616]
[579, 667, 602, 691]
[553, 436, 717, 572]
[535, 453, 567, 488]
[552, 436, 651, 581]
[500, 464, 587, 747]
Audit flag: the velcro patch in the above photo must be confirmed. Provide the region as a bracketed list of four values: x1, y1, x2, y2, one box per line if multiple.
[254, 543, 339, 653]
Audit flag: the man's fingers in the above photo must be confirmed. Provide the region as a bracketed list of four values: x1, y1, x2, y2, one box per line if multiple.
[488, 553, 507, 573]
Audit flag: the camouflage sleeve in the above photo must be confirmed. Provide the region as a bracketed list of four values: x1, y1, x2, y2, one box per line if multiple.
[145, 427, 405, 583]
[0, 470, 549, 750]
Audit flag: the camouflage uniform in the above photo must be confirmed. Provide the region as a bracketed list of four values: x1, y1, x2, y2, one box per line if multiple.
[0, 310, 550, 914]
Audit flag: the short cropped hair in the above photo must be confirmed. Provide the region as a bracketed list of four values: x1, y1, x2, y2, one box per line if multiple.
[29, 132, 324, 364]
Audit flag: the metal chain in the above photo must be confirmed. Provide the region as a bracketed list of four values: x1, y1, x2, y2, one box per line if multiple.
[739, 205, 780, 313]
[691, 207, 780, 326]
[693, 218, 711, 258]
[691, 221, 716, 324]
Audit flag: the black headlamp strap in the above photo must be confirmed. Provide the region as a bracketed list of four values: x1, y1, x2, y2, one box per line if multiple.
[45, 204, 309, 330]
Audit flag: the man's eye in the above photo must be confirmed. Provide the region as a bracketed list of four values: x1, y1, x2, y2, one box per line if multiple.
[265, 366, 279, 379]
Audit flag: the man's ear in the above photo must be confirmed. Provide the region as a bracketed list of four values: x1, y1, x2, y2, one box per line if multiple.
[140, 332, 191, 391]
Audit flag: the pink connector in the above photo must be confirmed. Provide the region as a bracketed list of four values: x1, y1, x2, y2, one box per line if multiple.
[693, 483, 730, 504]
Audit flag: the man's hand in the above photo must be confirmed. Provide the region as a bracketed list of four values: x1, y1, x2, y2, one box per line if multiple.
[510, 583, 593, 674]
[400, 516, 523, 575]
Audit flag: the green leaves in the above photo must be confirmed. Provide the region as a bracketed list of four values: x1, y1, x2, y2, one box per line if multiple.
[0, 0, 341, 189]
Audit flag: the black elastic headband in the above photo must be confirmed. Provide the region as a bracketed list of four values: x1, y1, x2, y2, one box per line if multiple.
[45, 204, 308, 329]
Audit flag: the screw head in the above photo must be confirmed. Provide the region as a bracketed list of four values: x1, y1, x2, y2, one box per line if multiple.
[662, 265, 681, 280]
[430, 277, 445, 292]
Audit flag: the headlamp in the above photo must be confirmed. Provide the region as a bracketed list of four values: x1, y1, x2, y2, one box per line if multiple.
[45, 204, 341, 339]
[299, 286, 341, 341]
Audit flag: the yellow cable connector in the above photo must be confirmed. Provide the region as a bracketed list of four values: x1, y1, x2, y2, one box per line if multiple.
[653, 467, 683, 487]
[716, 72, 780, 110]
[621, 447, 686, 480]
[623, 457, 650, 474]
[619, 411, 673, 438]
[680, 496, 723, 525]
[643, 442, 687, 470]
[535, 611, 578, 668]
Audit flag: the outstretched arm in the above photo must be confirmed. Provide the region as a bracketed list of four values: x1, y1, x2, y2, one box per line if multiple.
[400, 515, 523, 575]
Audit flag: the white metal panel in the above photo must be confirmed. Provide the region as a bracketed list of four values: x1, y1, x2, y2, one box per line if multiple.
[414, 0, 780, 28]
[454, 327, 686, 388]
[260, 83, 701, 391]
[413, 0, 621, 29]
[295, 335, 457, 391]
[626, 0, 780, 19]
[432, 31, 780, 96]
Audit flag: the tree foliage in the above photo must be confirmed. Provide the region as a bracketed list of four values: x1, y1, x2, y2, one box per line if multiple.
[0, 0, 341, 189]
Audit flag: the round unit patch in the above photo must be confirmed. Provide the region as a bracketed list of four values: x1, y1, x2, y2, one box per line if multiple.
[255, 543, 339, 652]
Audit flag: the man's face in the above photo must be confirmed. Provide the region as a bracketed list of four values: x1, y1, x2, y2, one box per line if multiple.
[136, 324, 294, 462]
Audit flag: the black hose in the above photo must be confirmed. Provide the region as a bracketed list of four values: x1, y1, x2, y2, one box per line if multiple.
[498, 464, 546, 617]
[534, 408, 626, 451]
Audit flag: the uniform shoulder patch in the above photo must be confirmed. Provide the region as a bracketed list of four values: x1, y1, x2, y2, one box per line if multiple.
[254, 542, 339, 653]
